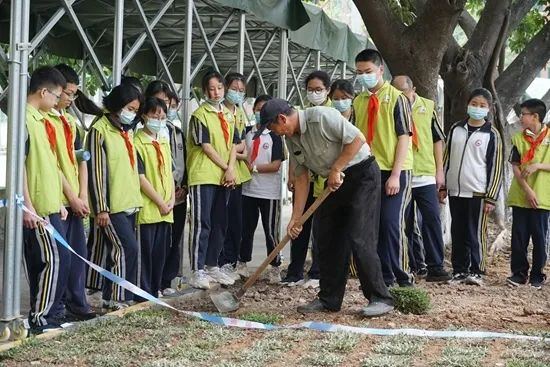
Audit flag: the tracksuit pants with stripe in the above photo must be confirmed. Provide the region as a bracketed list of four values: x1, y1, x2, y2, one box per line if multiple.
[219, 185, 243, 266]
[86, 213, 138, 302]
[161, 201, 187, 290]
[317, 158, 392, 310]
[449, 197, 488, 275]
[137, 222, 171, 301]
[61, 209, 92, 315]
[510, 207, 549, 283]
[239, 195, 281, 267]
[24, 213, 71, 327]
[378, 170, 412, 286]
[188, 184, 230, 271]
[406, 184, 445, 273]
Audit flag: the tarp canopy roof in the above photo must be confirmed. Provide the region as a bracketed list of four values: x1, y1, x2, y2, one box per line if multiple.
[0, 0, 368, 86]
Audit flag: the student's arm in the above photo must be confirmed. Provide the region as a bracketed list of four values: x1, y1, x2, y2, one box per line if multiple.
[74, 129, 89, 206]
[432, 110, 446, 190]
[288, 167, 310, 239]
[87, 128, 110, 226]
[137, 153, 170, 215]
[23, 168, 39, 229]
[387, 95, 412, 196]
[512, 164, 538, 208]
[521, 162, 550, 177]
[236, 141, 248, 160]
[484, 127, 504, 211]
[61, 175, 87, 217]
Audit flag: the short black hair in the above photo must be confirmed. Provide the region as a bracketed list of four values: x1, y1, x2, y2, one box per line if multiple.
[520, 98, 547, 122]
[305, 70, 331, 89]
[167, 90, 180, 104]
[225, 72, 246, 88]
[103, 84, 143, 114]
[329, 79, 355, 98]
[253, 94, 273, 110]
[142, 97, 168, 116]
[121, 75, 144, 94]
[28, 66, 66, 94]
[355, 48, 383, 66]
[145, 80, 171, 99]
[468, 88, 493, 105]
[54, 64, 79, 85]
[202, 70, 225, 92]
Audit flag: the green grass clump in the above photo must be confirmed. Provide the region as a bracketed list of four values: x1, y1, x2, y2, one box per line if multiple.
[389, 287, 431, 314]
[238, 311, 283, 325]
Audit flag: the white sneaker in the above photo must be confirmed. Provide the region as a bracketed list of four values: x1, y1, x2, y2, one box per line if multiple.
[465, 273, 484, 286]
[236, 261, 250, 278]
[189, 270, 211, 290]
[302, 279, 320, 289]
[287, 279, 306, 287]
[220, 264, 241, 281]
[162, 288, 177, 297]
[205, 266, 235, 286]
[267, 266, 282, 284]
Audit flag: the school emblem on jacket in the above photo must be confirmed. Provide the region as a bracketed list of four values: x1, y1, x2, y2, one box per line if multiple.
[177, 143, 184, 151]
[543, 137, 550, 145]
[383, 94, 390, 103]
[263, 143, 270, 150]
[475, 139, 482, 147]
[418, 106, 426, 114]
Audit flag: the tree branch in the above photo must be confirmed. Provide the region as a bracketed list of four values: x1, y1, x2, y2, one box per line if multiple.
[458, 9, 477, 38]
[352, 0, 405, 60]
[495, 21, 550, 115]
[541, 89, 550, 119]
[465, 0, 511, 56]
[508, 0, 538, 33]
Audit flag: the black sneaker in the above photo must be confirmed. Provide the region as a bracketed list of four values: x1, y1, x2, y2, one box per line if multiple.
[415, 268, 428, 279]
[426, 268, 452, 282]
[530, 275, 546, 290]
[464, 273, 483, 286]
[29, 321, 63, 335]
[448, 273, 468, 284]
[297, 299, 334, 314]
[506, 274, 527, 287]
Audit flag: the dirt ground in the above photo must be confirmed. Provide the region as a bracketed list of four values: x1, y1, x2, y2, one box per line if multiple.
[175, 223, 550, 335]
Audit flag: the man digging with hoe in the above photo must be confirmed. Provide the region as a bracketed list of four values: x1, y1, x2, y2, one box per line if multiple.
[256, 99, 394, 317]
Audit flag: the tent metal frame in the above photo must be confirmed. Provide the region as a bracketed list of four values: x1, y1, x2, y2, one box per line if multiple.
[0, 0, 358, 337]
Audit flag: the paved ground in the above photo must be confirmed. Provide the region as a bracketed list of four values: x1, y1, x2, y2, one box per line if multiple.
[0, 202, 294, 319]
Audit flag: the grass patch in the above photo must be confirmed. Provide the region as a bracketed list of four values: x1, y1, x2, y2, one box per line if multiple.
[372, 335, 425, 356]
[506, 359, 550, 367]
[433, 341, 488, 367]
[314, 332, 360, 353]
[362, 354, 410, 367]
[302, 352, 344, 366]
[390, 287, 431, 314]
[238, 311, 283, 325]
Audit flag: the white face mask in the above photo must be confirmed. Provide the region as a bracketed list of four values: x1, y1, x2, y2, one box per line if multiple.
[307, 90, 328, 106]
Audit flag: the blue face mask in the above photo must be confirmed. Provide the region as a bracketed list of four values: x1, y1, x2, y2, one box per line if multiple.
[357, 73, 379, 89]
[120, 109, 136, 125]
[225, 89, 245, 105]
[167, 108, 178, 121]
[254, 111, 261, 123]
[467, 105, 489, 120]
[146, 118, 163, 134]
[333, 99, 352, 113]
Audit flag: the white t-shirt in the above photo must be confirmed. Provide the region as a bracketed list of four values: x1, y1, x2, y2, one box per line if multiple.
[242, 129, 284, 200]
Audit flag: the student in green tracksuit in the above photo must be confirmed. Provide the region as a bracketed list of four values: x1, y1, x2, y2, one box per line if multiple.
[47, 64, 95, 320]
[86, 85, 143, 310]
[354, 49, 414, 287]
[506, 99, 549, 290]
[186, 70, 239, 289]
[23, 66, 70, 333]
[135, 97, 175, 300]
[219, 72, 252, 281]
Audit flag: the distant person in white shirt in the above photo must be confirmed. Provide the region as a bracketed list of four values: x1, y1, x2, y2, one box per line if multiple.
[236, 95, 285, 284]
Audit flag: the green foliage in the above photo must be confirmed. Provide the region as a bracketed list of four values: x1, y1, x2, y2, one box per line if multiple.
[389, 287, 431, 314]
[509, 9, 546, 53]
[389, 0, 417, 26]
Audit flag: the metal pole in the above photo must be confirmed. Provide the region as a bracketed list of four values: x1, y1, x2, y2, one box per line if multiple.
[287, 53, 304, 108]
[244, 29, 267, 94]
[287, 50, 312, 100]
[29, 3, 75, 52]
[189, 11, 235, 82]
[277, 29, 288, 99]
[112, 0, 124, 86]
[181, 0, 193, 133]
[193, 3, 220, 73]
[12, 0, 31, 317]
[246, 30, 278, 83]
[341, 61, 347, 79]
[315, 50, 321, 70]
[2, 0, 23, 323]
[121, 0, 174, 69]
[330, 62, 339, 80]
[237, 11, 245, 75]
